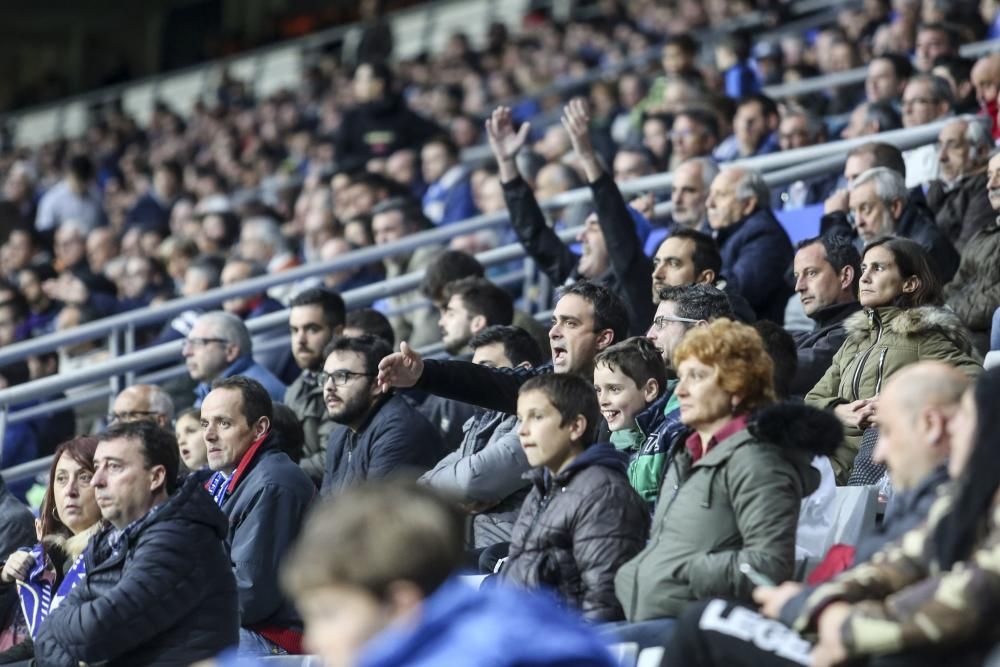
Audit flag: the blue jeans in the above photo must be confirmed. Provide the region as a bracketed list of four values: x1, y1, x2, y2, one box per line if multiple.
[238, 627, 288, 657]
[598, 617, 677, 651]
[991, 306, 1000, 351]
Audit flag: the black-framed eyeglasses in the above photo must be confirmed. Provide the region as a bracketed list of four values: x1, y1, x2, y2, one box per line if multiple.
[107, 411, 160, 423]
[182, 337, 230, 349]
[650, 315, 700, 331]
[318, 370, 375, 386]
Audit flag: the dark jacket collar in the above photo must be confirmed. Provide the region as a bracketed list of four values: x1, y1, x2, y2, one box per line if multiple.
[529, 442, 628, 492]
[810, 301, 862, 329]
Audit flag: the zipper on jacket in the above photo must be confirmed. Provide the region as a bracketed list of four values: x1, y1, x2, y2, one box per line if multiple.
[851, 310, 884, 401]
[873, 348, 889, 395]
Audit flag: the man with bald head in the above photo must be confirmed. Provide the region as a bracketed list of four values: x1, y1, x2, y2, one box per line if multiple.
[704, 167, 793, 322]
[664, 362, 968, 667]
[110, 384, 175, 430]
[972, 53, 1000, 140]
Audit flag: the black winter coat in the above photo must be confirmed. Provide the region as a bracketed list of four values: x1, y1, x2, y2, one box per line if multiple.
[322, 393, 447, 495]
[791, 301, 862, 396]
[35, 476, 239, 667]
[502, 444, 649, 622]
[335, 95, 443, 171]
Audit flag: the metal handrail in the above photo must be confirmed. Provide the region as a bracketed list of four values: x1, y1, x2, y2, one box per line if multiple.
[764, 37, 1000, 99]
[0, 117, 948, 367]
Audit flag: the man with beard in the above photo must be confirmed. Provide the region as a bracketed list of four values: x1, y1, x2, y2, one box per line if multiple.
[321, 335, 445, 496]
[284, 288, 346, 485]
[437, 277, 515, 357]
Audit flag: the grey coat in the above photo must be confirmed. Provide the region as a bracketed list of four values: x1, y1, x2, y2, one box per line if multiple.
[420, 411, 531, 548]
[284, 371, 337, 484]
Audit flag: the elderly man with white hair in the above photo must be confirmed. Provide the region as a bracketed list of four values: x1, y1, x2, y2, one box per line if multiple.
[704, 167, 794, 323]
[925, 116, 994, 251]
[847, 166, 959, 282]
[182, 311, 286, 406]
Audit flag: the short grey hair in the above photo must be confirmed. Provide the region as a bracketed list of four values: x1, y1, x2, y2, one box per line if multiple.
[957, 115, 993, 155]
[196, 311, 253, 356]
[147, 385, 175, 422]
[731, 168, 771, 208]
[850, 166, 909, 206]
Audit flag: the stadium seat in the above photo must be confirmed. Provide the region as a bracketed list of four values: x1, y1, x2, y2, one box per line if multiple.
[774, 203, 824, 246]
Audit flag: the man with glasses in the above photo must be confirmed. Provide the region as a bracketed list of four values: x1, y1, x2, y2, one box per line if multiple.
[108, 384, 175, 430]
[183, 311, 286, 407]
[320, 334, 445, 496]
[900, 74, 954, 188]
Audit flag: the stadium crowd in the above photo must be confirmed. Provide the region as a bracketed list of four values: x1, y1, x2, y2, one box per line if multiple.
[0, 0, 1000, 664]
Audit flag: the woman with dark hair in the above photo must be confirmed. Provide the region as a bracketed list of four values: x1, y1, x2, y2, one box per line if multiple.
[0, 437, 101, 661]
[806, 238, 981, 483]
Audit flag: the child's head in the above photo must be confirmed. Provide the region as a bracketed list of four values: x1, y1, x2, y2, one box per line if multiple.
[281, 482, 464, 667]
[593, 337, 667, 432]
[517, 374, 601, 474]
[174, 407, 206, 471]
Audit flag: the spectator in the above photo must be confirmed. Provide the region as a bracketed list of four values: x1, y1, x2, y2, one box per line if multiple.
[864, 53, 913, 103]
[611, 145, 656, 183]
[336, 61, 444, 171]
[914, 22, 960, 72]
[487, 102, 654, 337]
[821, 142, 911, 235]
[0, 227, 39, 283]
[662, 361, 970, 666]
[932, 54, 977, 114]
[773, 108, 839, 210]
[715, 32, 760, 99]
[0, 437, 98, 663]
[970, 52, 1000, 139]
[85, 226, 119, 278]
[370, 197, 443, 348]
[504, 373, 649, 621]
[420, 249, 549, 352]
[900, 74, 954, 187]
[926, 116, 994, 251]
[705, 167, 794, 323]
[34, 422, 239, 665]
[612, 319, 841, 647]
[420, 325, 542, 553]
[285, 288, 346, 485]
[343, 307, 395, 347]
[126, 160, 181, 233]
[847, 166, 960, 283]
[593, 337, 676, 505]
[108, 384, 175, 430]
[183, 311, 286, 406]
[944, 150, 1000, 354]
[790, 235, 863, 396]
[201, 376, 314, 655]
[34, 155, 106, 237]
[220, 257, 283, 320]
[839, 101, 901, 139]
[641, 112, 672, 170]
[437, 276, 514, 357]
[713, 94, 780, 162]
[806, 238, 981, 482]
[175, 406, 206, 472]
[420, 135, 477, 225]
[279, 481, 618, 667]
[377, 281, 627, 417]
[669, 109, 720, 170]
[321, 335, 446, 495]
[237, 217, 299, 303]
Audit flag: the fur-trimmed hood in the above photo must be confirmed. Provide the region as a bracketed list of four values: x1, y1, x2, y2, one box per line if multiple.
[844, 306, 976, 356]
[749, 402, 843, 458]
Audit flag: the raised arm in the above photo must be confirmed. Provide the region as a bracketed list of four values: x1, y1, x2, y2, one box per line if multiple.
[487, 106, 580, 285]
[562, 98, 655, 335]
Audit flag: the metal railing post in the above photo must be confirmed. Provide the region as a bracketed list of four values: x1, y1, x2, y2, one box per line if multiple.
[108, 328, 121, 413]
[124, 323, 137, 387]
[0, 404, 6, 464]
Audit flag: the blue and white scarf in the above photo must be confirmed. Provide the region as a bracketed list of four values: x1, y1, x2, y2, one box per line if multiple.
[16, 544, 87, 639]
